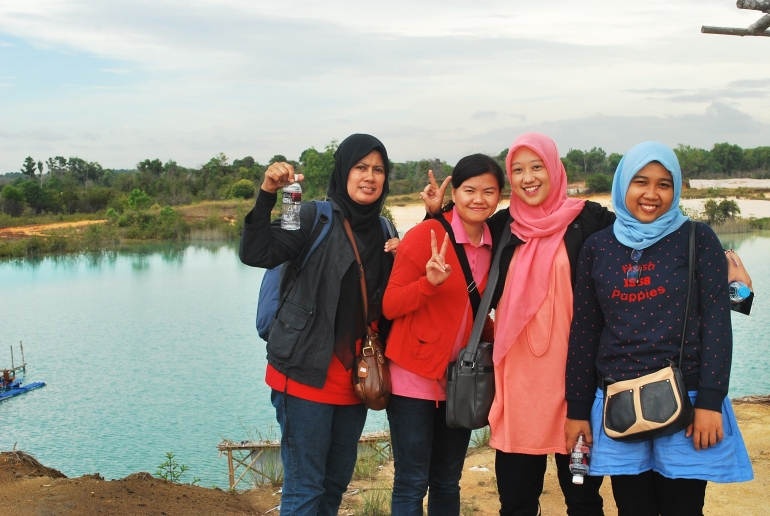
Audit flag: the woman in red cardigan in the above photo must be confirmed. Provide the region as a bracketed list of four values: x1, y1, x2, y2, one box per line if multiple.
[383, 154, 503, 516]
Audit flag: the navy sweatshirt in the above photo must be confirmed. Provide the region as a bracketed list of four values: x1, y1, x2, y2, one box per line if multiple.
[566, 221, 732, 420]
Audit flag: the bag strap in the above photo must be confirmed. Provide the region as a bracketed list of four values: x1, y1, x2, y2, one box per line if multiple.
[342, 218, 373, 337]
[290, 200, 330, 277]
[459, 215, 513, 363]
[433, 215, 482, 318]
[678, 221, 697, 369]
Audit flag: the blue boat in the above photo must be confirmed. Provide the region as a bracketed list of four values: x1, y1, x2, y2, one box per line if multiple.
[0, 378, 46, 401]
[1, 341, 46, 401]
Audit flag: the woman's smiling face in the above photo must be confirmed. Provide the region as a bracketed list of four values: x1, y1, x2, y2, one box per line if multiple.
[451, 172, 501, 226]
[624, 161, 674, 223]
[509, 147, 550, 207]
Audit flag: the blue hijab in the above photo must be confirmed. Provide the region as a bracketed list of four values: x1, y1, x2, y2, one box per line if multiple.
[611, 141, 689, 250]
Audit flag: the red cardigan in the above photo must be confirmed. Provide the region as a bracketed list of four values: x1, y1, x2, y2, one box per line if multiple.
[383, 211, 493, 380]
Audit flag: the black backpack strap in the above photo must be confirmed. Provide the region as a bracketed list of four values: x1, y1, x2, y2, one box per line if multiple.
[380, 216, 397, 239]
[434, 214, 482, 318]
[279, 202, 327, 313]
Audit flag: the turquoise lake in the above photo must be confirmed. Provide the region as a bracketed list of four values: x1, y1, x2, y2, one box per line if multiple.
[1, 232, 769, 488]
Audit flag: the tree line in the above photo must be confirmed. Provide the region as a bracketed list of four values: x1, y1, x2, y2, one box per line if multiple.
[2, 141, 770, 218]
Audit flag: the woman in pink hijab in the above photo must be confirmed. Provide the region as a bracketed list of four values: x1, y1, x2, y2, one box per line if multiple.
[424, 133, 614, 515]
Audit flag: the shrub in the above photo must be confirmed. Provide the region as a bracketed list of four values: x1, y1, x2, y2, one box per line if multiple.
[155, 452, 199, 485]
[586, 173, 612, 193]
[231, 179, 256, 199]
[1, 185, 25, 216]
[128, 189, 153, 211]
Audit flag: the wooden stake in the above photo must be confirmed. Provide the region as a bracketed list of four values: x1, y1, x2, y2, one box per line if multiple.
[227, 449, 234, 490]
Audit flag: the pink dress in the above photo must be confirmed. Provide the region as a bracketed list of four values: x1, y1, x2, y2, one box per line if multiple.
[488, 241, 572, 454]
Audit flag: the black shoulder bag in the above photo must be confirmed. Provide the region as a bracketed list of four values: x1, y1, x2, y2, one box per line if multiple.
[445, 216, 512, 429]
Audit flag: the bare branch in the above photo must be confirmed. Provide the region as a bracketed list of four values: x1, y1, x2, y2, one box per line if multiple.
[749, 13, 770, 34]
[737, 0, 770, 11]
[702, 25, 770, 36]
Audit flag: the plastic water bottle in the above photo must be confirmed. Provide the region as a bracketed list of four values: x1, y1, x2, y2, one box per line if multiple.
[281, 182, 302, 230]
[729, 281, 751, 303]
[569, 435, 590, 485]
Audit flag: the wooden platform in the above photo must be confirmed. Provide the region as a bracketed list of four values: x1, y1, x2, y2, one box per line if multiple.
[217, 430, 391, 490]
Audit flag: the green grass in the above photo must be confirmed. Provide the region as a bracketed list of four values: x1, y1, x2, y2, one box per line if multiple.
[355, 483, 392, 516]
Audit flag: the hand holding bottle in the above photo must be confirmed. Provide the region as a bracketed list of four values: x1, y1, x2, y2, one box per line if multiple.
[261, 162, 305, 195]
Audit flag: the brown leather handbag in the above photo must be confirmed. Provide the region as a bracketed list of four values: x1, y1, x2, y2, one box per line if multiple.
[343, 219, 391, 411]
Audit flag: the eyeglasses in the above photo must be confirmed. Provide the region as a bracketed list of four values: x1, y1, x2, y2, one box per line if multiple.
[627, 249, 643, 285]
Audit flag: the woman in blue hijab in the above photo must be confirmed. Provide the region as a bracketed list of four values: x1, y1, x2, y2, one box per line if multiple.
[564, 142, 753, 515]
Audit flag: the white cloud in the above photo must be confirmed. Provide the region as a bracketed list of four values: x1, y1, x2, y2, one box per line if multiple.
[1, 0, 769, 171]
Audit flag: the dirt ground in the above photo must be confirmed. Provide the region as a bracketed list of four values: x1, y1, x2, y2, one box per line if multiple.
[0, 220, 106, 239]
[1, 397, 768, 516]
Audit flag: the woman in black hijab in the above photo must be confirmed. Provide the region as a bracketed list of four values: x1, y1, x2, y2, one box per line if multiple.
[240, 134, 397, 516]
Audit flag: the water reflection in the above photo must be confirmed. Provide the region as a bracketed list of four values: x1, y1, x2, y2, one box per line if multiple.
[0, 242, 236, 272]
[718, 229, 770, 251]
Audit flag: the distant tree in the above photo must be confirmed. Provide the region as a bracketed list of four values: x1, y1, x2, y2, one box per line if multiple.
[82, 187, 113, 212]
[586, 173, 612, 193]
[743, 146, 770, 175]
[19, 180, 46, 214]
[234, 156, 255, 169]
[584, 147, 607, 174]
[711, 143, 744, 175]
[300, 142, 337, 198]
[21, 156, 37, 179]
[37, 160, 44, 185]
[0, 185, 25, 216]
[46, 157, 57, 177]
[703, 199, 740, 225]
[607, 153, 623, 174]
[718, 199, 740, 221]
[61, 189, 80, 214]
[137, 159, 163, 177]
[566, 149, 587, 174]
[675, 145, 715, 178]
[269, 154, 288, 165]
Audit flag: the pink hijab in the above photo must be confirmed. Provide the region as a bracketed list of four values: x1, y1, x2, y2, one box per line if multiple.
[493, 132, 585, 364]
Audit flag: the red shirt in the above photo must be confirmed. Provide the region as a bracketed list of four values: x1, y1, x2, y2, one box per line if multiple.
[265, 322, 380, 405]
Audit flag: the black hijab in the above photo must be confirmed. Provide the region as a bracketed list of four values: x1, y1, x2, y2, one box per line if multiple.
[327, 134, 391, 370]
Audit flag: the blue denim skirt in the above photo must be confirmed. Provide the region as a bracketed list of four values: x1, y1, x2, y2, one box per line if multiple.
[588, 388, 753, 483]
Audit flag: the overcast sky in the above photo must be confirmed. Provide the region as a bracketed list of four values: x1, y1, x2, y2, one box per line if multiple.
[1, 0, 769, 172]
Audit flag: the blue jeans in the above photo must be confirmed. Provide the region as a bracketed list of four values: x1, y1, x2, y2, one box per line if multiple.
[271, 389, 368, 516]
[387, 394, 472, 516]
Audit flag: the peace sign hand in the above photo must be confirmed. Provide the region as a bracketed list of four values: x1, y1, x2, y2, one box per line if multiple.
[426, 229, 452, 286]
[420, 170, 452, 216]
